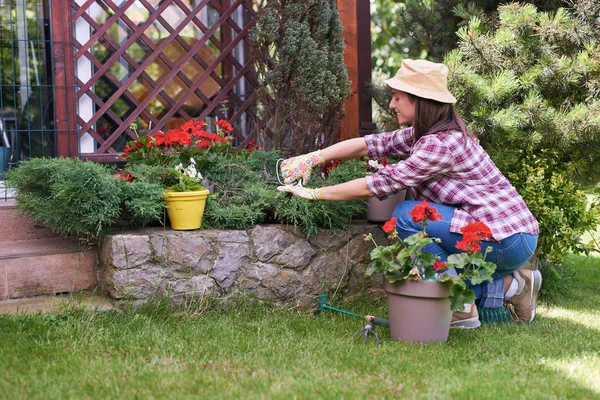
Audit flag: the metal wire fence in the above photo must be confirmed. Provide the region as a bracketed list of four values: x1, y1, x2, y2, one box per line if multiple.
[1, 0, 57, 178]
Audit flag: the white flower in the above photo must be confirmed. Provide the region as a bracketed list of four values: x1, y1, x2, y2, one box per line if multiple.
[182, 164, 202, 181]
[189, 157, 196, 164]
[368, 160, 384, 170]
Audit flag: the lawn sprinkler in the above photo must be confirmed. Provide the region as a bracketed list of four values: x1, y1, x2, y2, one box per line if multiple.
[314, 295, 389, 345]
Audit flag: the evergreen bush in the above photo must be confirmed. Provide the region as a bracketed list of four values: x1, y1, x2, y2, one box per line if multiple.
[6, 158, 119, 242]
[251, 0, 350, 153]
[371, 0, 565, 77]
[445, 2, 600, 178]
[506, 150, 600, 264]
[5, 152, 367, 242]
[5, 158, 165, 243]
[201, 150, 366, 236]
[445, 2, 600, 266]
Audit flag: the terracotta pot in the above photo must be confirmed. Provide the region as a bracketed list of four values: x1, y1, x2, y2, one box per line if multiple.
[384, 279, 453, 344]
[366, 190, 406, 222]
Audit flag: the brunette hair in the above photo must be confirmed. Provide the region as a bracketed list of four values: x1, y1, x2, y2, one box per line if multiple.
[407, 94, 477, 143]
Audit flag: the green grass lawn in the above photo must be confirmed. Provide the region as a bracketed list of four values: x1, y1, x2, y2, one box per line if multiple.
[1, 254, 599, 400]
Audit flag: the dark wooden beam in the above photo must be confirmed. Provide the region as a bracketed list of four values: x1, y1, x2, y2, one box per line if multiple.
[357, 0, 375, 136]
[337, 0, 360, 141]
[51, 0, 78, 157]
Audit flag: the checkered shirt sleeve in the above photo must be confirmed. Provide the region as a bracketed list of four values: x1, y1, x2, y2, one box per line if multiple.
[365, 134, 454, 199]
[364, 128, 414, 160]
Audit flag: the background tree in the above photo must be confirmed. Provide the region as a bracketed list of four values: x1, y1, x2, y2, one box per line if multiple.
[445, 2, 600, 269]
[371, 0, 566, 77]
[369, 0, 566, 132]
[251, 0, 350, 153]
[445, 2, 600, 177]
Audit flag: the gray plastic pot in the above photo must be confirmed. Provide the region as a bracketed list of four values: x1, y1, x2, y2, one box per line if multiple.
[366, 190, 406, 222]
[384, 279, 453, 344]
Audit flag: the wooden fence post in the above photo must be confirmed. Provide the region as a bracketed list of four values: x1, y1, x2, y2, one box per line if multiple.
[51, 0, 78, 157]
[337, 0, 374, 141]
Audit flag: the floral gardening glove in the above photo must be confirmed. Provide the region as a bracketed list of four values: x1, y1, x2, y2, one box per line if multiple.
[277, 185, 324, 200]
[280, 150, 325, 185]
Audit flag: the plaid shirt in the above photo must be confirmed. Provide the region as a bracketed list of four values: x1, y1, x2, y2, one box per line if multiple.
[364, 128, 539, 241]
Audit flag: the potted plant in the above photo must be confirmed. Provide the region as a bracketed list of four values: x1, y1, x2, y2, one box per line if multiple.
[118, 119, 233, 230]
[364, 201, 497, 343]
[365, 158, 406, 222]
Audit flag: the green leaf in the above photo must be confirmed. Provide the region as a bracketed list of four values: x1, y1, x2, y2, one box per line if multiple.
[448, 280, 476, 311]
[447, 253, 468, 269]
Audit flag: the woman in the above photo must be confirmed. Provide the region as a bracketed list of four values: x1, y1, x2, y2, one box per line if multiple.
[278, 59, 540, 329]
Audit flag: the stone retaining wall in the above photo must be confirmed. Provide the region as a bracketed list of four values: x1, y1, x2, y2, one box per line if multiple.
[99, 223, 387, 308]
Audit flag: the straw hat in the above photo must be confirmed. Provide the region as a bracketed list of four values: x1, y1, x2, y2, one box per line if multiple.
[384, 59, 456, 104]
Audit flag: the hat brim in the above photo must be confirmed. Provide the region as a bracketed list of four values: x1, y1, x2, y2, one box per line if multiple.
[384, 78, 457, 104]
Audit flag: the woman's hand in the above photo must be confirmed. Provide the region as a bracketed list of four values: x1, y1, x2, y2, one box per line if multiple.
[277, 185, 323, 200]
[280, 150, 325, 185]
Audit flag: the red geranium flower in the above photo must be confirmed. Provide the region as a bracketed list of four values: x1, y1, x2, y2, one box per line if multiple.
[433, 261, 447, 271]
[247, 141, 263, 153]
[180, 119, 207, 136]
[154, 132, 166, 146]
[408, 200, 443, 223]
[456, 221, 492, 254]
[191, 129, 209, 139]
[321, 160, 342, 178]
[460, 221, 493, 241]
[382, 217, 397, 233]
[215, 119, 234, 133]
[114, 172, 135, 182]
[198, 139, 211, 149]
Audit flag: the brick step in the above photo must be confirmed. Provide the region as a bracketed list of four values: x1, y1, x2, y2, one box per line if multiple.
[0, 199, 59, 242]
[0, 238, 96, 299]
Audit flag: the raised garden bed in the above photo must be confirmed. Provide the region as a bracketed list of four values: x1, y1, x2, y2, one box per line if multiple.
[100, 223, 387, 308]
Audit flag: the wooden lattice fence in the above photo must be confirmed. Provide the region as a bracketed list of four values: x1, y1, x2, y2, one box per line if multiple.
[53, 0, 264, 162]
[47, 0, 372, 161]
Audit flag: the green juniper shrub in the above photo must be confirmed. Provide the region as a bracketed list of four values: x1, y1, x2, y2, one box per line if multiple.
[200, 150, 276, 229]
[274, 160, 366, 237]
[5, 158, 165, 243]
[125, 163, 168, 186]
[201, 150, 366, 236]
[6, 151, 368, 241]
[5, 158, 123, 242]
[117, 179, 165, 228]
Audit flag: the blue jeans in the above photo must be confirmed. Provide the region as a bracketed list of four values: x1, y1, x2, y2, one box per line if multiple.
[392, 201, 538, 308]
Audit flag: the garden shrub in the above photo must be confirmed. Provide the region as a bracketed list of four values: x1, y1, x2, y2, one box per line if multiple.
[506, 150, 600, 264]
[118, 179, 165, 228]
[6, 158, 122, 242]
[202, 150, 366, 236]
[445, 2, 600, 179]
[443, 3, 600, 281]
[251, 0, 349, 152]
[5, 158, 164, 243]
[274, 159, 366, 236]
[7, 150, 368, 242]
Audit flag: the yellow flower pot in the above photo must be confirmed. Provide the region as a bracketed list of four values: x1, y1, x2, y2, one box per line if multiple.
[163, 188, 210, 230]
